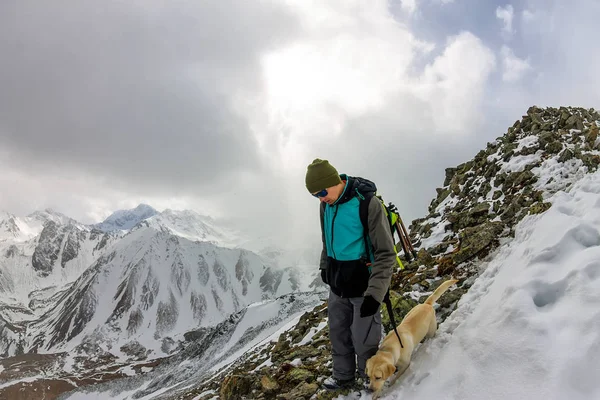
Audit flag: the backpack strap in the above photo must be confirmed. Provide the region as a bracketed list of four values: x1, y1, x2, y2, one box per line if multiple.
[360, 194, 404, 348]
[358, 192, 374, 263]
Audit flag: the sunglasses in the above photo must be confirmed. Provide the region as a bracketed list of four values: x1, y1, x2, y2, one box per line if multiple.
[312, 189, 328, 198]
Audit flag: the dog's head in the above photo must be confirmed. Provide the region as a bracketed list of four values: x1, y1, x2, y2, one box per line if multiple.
[365, 354, 396, 393]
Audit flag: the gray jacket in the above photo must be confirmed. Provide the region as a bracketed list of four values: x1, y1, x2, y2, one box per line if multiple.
[319, 193, 395, 303]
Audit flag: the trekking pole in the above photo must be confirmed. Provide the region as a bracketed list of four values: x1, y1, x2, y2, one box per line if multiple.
[394, 221, 412, 261]
[397, 214, 417, 259]
[388, 202, 416, 261]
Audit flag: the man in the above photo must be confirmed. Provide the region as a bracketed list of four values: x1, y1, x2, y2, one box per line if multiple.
[305, 158, 396, 390]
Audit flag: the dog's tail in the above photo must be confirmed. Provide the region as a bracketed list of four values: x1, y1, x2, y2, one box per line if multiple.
[424, 279, 459, 306]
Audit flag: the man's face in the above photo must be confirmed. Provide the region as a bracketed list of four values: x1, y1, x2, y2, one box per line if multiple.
[312, 185, 341, 204]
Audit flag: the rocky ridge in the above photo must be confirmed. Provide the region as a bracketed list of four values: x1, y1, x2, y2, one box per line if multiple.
[169, 106, 600, 400]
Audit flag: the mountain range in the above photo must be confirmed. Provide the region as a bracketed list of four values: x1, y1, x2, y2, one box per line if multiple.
[0, 204, 321, 364]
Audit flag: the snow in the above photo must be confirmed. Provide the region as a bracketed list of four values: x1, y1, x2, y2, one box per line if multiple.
[296, 321, 327, 346]
[500, 152, 542, 173]
[418, 219, 448, 250]
[0, 375, 43, 390]
[192, 390, 217, 400]
[119, 366, 136, 376]
[337, 167, 600, 400]
[290, 358, 302, 367]
[533, 158, 588, 195]
[252, 357, 274, 372]
[213, 300, 282, 360]
[210, 301, 311, 372]
[67, 383, 151, 400]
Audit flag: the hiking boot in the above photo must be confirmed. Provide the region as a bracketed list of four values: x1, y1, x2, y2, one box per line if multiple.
[322, 376, 355, 391]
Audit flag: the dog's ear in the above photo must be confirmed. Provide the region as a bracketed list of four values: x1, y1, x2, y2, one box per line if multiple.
[385, 363, 396, 378]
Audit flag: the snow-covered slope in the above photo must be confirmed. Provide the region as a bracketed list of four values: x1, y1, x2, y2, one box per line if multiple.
[0, 220, 116, 319]
[341, 150, 600, 400]
[25, 228, 278, 356]
[63, 291, 326, 400]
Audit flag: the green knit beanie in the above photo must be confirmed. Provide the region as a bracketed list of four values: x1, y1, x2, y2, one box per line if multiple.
[305, 159, 342, 193]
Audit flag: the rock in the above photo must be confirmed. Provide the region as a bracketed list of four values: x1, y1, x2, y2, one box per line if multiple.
[417, 249, 435, 267]
[276, 382, 319, 400]
[220, 374, 253, 399]
[120, 341, 148, 360]
[446, 202, 490, 231]
[444, 167, 457, 186]
[529, 202, 552, 215]
[545, 140, 563, 154]
[513, 170, 537, 188]
[31, 221, 64, 276]
[452, 222, 504, 264]
[565, 114, 581, 130]
[260, 375, 280, 393]
[450, 177, 461, 196]
[287, 368, 314, 384]
[586, 123, 598, 148]
[437, 256, 456, 276]
[5, 245, 19, 258]
[580, 154, 600, 170]
[558, 148, 575, 163]
[437, 287, 467, 309]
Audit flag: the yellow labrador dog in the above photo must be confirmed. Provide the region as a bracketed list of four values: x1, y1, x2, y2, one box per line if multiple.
[365, 279, 458, 397]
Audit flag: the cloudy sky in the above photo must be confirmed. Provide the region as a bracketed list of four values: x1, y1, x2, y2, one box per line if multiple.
[1, 0, 599, 249]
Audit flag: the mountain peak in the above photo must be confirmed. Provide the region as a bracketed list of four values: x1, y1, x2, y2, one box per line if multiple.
[94, 203, 158, 232]
[0, 211, 20, 239]
[26, 209, 76, 226]
[141, 208, 238, 246]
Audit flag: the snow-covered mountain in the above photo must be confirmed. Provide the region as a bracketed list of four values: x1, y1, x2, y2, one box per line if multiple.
[0, 206, 320, 359]
[93, 204, 159, 232]
[137, 208, 241, 248]
[25, 228, 293, 356]
[0, 209, 74, 243]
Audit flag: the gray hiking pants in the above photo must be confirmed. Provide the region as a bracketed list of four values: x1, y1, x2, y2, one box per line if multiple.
[328, 290, 382, 380]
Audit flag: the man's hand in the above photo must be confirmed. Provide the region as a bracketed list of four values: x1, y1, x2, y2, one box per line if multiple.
[360, 295, 380, 318]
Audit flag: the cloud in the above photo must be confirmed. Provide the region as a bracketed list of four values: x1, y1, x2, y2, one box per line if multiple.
[500, 46, 532, 82]
[496, 4, 515, 36]
[400, 0, 418, 14]
[416, 32, 496, 132]
[522, 9, 536, 22]
[0, 0, 300, 196]
[516, 0, 600, 107]
[2, 0, 599, 251]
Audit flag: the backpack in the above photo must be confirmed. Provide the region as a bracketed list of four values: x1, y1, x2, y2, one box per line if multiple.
[358, 193, 416, 269]
[358, 192, 413, 349]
